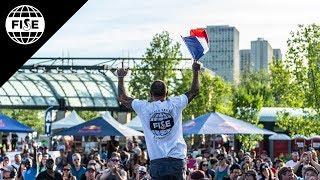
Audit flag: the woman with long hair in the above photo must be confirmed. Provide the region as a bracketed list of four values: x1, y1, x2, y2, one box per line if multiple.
[199, 160, 212, 179]
[62, 164, 76, 180]
[16, 163, 26, 180]
[259, 163, 275, 180]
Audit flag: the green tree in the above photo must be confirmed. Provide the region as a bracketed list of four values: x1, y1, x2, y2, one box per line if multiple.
[129, 31, 183, 99]
[270, 61, 304, 107]
[275, 24, 320, 136]
[276, 111, 320, 136]
[77, 111, 99, 120]
[175, 69, 232, 121]
[286, 24, 320, 113]
[0, 109, 44, 133]
[232, 71, 273, 151]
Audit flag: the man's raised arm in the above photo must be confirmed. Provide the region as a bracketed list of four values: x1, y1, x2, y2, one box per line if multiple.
[185, 61, 200, 103]
[116, 68, 134, 110]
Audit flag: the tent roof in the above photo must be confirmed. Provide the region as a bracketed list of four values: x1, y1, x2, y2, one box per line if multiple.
[126, 116, 143, 131]
[183, 112, 276, 135]
[269, 133, 291, 140]
[56, 112, 144, 137]
[52, 110, 85, 130]
[0, 113, 33, 133]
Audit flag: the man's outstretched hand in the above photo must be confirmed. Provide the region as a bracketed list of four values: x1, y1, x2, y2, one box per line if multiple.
[116, 68, 128, 78]
[192, 61, 201, 72]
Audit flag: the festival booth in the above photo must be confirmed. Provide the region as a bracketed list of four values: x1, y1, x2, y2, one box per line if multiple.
[269, 133, 291, 159]
[308, 135, 320, 149]
[0, 113, 33, 151]
[292, 134, 307, 151]
[183, 112, 276, 153]
[56, 112, 144, 153]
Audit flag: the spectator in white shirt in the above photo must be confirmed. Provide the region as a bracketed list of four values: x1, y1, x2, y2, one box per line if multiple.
[285, 151, 299, 168]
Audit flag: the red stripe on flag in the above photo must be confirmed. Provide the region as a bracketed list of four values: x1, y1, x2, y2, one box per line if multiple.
[190, 28, 208, 43]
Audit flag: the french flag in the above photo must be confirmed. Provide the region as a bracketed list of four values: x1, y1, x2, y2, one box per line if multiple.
[182, 28, 209, 61]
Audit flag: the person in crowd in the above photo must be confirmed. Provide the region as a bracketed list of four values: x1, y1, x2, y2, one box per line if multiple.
[23, 144, 37, 180]
[293, 151, 320, 178]
[2, 167, 14, 180]
[259, 162, 274, 180]
[199, 160, 212, 179]
[209, 157, 218, 178]
[237, 150, 245, 165]
[277, 166, 296, 180]
[302, 165, 319, 180]
[16, 161, 26, 180]
[286, 152, 300, 168]
[62, 164, 76, 180]
[56, 149, 68, 172]
[36, 158, 62, 180]
[135, 165, 150, 180]
[223, 163, 242, 180]
[187, 154, 197, 172]
[244, 169, 258, 180]
[80, 165, 97, 180]
[93, 154, 104, 172]
[189, 170, 207, 180]
[97, 152, 127, 180]
[11, 154, 21, 171]
[106, 136, 120, 159]
[215, 154, 229, 180]
[71, 153, 86, 180]
[38, 153, 49, 173]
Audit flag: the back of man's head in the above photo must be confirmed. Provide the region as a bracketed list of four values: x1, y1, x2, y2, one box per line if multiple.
[150, 80, 167, 97]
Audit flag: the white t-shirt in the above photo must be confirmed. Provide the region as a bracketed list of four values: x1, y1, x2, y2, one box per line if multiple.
[132, 94, 188, 160]
[285, 160, 298, 168]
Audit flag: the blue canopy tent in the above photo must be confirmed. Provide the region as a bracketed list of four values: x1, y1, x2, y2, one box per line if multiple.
[183, 112, 275, 135]
[56, 112, 144, 137]
[0, 113, 33, 133]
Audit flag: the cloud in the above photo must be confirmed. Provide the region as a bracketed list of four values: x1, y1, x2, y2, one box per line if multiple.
[34, 0, 320, 58]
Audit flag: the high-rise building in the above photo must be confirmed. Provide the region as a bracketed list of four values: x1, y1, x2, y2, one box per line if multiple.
[201, 25, 240, 82]
[273, 49, 282, 61]
[240, 49, 252, 75]
[250, 38, 273, 71]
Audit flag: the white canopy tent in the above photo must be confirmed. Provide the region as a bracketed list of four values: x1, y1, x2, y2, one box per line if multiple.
[52, 110, 85, 130]
[125, 116, 143, 131]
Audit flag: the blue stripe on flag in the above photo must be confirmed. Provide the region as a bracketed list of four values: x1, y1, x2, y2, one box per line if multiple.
[182, 36, 205, 60]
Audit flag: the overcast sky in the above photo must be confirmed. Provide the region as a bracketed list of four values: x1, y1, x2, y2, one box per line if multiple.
[33, 0, 320, 59]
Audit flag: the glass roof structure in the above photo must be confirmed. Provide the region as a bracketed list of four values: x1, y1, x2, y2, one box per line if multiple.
[0, 71, 119, 110]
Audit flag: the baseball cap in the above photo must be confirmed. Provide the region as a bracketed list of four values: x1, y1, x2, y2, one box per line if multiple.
[87, 165, 96, 171]
[138, 166, 147, 173]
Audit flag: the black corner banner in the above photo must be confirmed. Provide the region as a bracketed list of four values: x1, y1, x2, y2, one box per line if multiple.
[0, 0, 88, 87]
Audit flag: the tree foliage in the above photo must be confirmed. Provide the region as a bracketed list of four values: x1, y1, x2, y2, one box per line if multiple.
[286, 24, 320, 112]
[232, 71, 273, 151]
[0, 109, 44, 134]
[77, 111, 99, 121]
[275, 24, 320, 135]
[129, 31, 183, 99]
[175, 70, 232, 121]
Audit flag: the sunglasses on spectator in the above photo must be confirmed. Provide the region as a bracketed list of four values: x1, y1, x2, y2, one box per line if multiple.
[202, 164, 208, 167]
[73, 159, 79, 161]
[63, 169, 70, 171]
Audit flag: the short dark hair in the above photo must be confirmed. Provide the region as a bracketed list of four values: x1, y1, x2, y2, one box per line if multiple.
[150, 80, 167, 97]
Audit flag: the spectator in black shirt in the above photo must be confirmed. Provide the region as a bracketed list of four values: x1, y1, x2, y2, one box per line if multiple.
[36, 158, 62, 180]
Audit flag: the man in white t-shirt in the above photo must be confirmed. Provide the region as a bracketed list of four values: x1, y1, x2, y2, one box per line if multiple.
[116, 61, 200, 179]
[285, 151, 299, 168]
